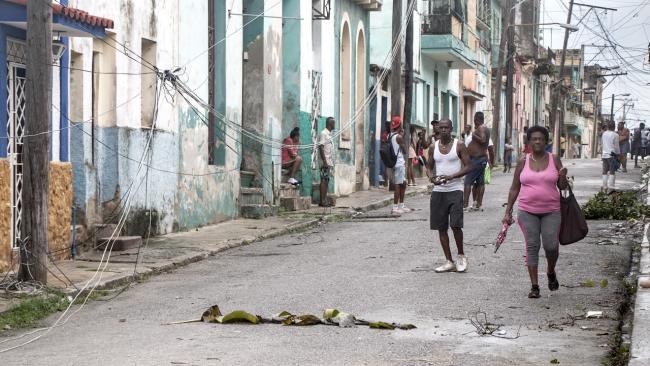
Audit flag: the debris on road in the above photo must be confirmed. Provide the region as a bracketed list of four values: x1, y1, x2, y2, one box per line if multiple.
[586, 311, 604, 319]
[165, 305, 416, 331]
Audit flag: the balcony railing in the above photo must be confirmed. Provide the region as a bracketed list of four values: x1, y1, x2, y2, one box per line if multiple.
[421, 0, 466, 38]
[476, 0, 491, 29]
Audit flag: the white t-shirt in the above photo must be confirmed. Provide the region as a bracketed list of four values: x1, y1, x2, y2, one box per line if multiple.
[391, 133, 405, 168]
[318, 128, 334, 166]
[601, 130, 621, 159]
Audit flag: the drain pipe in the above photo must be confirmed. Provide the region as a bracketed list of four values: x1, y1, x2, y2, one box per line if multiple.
[71, 206, 77, 259]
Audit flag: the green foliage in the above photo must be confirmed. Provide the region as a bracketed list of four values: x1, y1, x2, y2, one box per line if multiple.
[0, 290, 68, 331]
[583, 192, 650, 220]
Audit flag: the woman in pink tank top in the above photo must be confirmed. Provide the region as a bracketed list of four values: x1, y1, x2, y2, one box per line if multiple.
[503, 126, 569, 299]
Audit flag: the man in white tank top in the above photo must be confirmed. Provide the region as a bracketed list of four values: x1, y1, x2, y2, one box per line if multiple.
[427, 119, 472, 273]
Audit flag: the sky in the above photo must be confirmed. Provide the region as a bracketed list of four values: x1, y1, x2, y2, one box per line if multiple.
[541, 0, 650, 129]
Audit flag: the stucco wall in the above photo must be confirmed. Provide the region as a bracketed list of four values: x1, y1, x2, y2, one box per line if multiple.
[48, 163, 73, 261]
[0, 160, 72, 271]
[0, 160, 11, 271]
[68, 0, 242, 233]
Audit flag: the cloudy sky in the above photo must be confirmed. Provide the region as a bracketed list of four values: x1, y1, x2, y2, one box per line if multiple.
[541, 0, 650, 128]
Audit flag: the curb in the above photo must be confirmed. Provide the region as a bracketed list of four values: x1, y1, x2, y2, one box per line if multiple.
[83, 218, 322, 292]
[630, 223, 650, 366]
[630, 166, 650, 365]
[352, 185, 432, 212]
[77, 187, 433, 292]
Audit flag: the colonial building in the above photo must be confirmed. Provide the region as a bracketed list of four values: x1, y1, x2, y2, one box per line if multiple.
[0, 0, 113, 270]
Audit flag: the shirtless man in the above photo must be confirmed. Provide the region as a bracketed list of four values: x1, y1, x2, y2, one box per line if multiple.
[463, 112, 490, 211]
[617, 121, 630, 173]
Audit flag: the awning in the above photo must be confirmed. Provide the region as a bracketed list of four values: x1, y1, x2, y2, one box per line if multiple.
[462, 89, 485, 102]
[0, 0, 114, 38]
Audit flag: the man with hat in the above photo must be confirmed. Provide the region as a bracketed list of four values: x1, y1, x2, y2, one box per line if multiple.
[391, 116, 411, 214]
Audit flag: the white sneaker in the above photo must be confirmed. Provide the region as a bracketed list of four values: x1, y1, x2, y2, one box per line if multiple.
[435, 260, 457, 273]
[456, 255, 468, 272]
[287, 177, 298, 185]
[401, 206, 412, 212]
[391, 208, 403, 215]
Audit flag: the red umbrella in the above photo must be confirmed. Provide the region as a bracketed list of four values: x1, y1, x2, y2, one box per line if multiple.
[494, 221, 513, 253]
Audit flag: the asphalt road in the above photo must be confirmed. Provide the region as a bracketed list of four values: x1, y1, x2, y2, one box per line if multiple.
[1, 159, 641, 365]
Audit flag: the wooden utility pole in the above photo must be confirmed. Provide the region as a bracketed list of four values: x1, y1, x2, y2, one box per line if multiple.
[550, 0, 574, 155]
[403, 0, 414, 146]
[492, 0, 511, 161]
[391, 0, 402, 119]
[20, 0, 52, 283]
[505, 2, 515, 148]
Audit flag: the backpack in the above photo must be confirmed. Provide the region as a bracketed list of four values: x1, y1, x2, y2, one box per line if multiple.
[380, 133, 400, 168]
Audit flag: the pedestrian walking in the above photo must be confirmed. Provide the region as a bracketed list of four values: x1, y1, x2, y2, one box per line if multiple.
[635, 123, 647, 168]
[601, 121, 620, 193]
[407, 125, 417, 187]
[391, 116, 411, 214]
[503, 138, 513, 173]
[427, 119, 472, 273]
[379, 121, 391, 186]
[463, 112, 491, 211]
[502, 126, 569, 298]
[631, 125, 641, 165]
[429, 119, 440, 145]
[617, 122, 630, 173]
[318, 117, 336, 207]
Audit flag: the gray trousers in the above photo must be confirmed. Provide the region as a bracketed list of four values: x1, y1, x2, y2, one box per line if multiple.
[517, 211, 561, 267]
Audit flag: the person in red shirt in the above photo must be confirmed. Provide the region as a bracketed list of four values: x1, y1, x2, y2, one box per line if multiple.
[282, 127, 302, 185]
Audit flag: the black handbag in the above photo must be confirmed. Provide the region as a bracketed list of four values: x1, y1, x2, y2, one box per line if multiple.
[559, 186, 589, 245]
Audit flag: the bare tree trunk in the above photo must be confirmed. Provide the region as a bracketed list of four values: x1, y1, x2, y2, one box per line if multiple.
[20, 0, 52, 283]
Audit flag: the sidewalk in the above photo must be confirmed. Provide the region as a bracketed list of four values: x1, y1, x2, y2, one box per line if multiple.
[18, 177, 434, 294]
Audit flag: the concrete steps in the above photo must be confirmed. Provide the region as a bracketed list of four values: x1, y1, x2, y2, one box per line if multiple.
[240, 187, 264, 205]
[96, 236, 142, 251]
[94, 223, 120, 239]
[240, 204, 278, 219]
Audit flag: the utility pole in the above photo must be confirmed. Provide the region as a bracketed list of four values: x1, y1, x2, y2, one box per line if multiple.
[505, 1, 515, 149]
[403, 0, 413, 146]
[20, 0, 52, 283]
[492, 0, 511, 162]
[610, 93, 615, 123]
[550, 0, 574, 155]
[391, 0, 402, 120]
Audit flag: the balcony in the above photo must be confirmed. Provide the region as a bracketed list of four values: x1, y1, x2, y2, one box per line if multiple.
[476, 0, 491, 31]
[420, 0, 476, 69]
[351, 0, 383, 11]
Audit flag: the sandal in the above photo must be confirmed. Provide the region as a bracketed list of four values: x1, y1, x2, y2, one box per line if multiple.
[547, 272, 559, 291]
[528, 285, 541, 299]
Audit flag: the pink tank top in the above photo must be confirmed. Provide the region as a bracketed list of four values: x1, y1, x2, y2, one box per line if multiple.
[518, 153, 560, 214]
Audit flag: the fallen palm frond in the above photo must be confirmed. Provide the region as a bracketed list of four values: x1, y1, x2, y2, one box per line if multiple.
[164, 305, 416, 331]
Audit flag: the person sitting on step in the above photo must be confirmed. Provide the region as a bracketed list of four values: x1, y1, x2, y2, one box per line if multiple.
[282, 127, 302, 185]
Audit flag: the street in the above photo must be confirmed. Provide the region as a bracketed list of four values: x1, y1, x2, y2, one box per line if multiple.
[0, 160, 640, 365]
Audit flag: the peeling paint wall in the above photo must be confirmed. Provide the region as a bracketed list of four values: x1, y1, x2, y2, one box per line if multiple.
[69, 0, 243, 234]
[175, 0, 242, 229]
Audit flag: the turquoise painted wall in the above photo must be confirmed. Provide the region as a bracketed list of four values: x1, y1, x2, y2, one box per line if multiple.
[243, 0, 264, 47]
[334, 0, 370, 168]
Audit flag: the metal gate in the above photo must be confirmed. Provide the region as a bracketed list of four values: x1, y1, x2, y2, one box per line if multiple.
[6, 57, 26, 250]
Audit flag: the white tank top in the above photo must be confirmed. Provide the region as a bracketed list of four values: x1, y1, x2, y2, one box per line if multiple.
[433, 139, 463, 192]
[391, 133, 405, 167]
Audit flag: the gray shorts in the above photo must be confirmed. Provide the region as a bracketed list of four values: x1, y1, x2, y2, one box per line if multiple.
[430, 190, 464, 230]
[320, 166, 331, 182]
[602, 158, 616, 175]
[393, 165, 406, 185]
